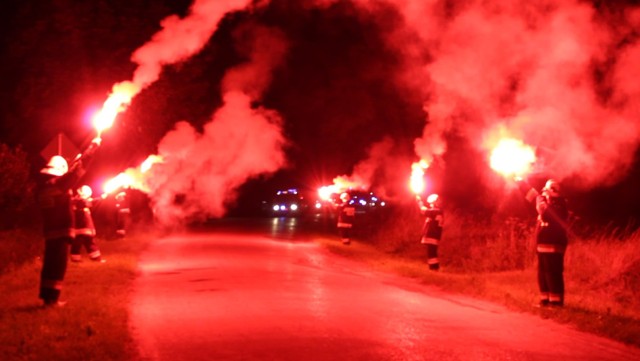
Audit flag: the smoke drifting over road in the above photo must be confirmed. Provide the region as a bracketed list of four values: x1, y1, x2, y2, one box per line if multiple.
[104, 1, 291, 225]
[147, 23, 289, 225]
[148, 91, 287, 225]
[104, 0, 640, 222]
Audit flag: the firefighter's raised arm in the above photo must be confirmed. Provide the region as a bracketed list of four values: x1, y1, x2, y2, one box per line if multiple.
[416, 195, 427, 213]
[69, 137, 102, 174]
[515, 177, 539, 203]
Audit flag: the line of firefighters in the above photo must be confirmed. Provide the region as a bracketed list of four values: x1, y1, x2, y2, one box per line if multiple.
[38, 135, 568, 309]
[37, 141, 131, 307]
[335, 178, 569, 308]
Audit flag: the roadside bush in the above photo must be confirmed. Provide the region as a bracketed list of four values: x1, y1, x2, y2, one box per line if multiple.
[0, 144, 35, 230]
[366, 205, 536, 273]
[365, 203, 422, 253]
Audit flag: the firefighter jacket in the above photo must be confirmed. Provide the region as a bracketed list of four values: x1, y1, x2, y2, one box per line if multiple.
[421, 207, 443, 245]
[535, 194, 569, 253]
[37, 168, 84, 239]
[337, 202, 356, 229]
[73, 196, 96, 237]
[116, 191, 130, 214]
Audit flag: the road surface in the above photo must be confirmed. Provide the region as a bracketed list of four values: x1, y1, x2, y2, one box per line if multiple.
[129, 218, 640, 360]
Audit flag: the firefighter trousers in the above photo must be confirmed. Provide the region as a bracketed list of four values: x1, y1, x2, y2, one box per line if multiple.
[71, 234, 100, 259]
[537, 252, 565, 305]
[425, 244, 439, 270]
[40, 236, 71, 302]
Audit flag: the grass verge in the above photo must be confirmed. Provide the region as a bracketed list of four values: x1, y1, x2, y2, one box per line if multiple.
[2, 221, 638, 360]
[315, 236, 640, 349]
[0, 234, 147, 361]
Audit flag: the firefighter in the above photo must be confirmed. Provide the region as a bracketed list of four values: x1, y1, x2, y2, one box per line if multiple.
[417, 193, 443, 271]
[70, 185, 104, 263]
[115, 189, 130, 237]
[518, 178, 570, 307]
[337, 192, 356, 245]
[37, 138, 100, 307]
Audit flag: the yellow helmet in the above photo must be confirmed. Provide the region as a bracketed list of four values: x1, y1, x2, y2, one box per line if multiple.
[40, 156, 68, 176]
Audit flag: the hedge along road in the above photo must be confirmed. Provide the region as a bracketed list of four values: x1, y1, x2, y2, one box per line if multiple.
[129, 218, 640, 361]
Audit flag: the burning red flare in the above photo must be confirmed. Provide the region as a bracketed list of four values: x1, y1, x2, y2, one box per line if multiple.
[318, 185, 339, 201]
[410, 160, 429, 194]
[92, 81, 140, 137]
[318, 175, 368, 202]
[101, 155, 163, 198]
[102, 172, 133, 197]
[490, 138, 536, 178]
[140, 155, 163, 173]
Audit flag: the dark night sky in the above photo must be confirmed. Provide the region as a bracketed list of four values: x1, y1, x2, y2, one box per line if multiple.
[1, 0, 639, 226]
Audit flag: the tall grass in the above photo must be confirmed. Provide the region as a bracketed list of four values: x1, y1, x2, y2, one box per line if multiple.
[364, 206, 538, 272]
[0, 228, 42, 273]
[0, 234, 145, 361]
[567, 230, 640, 318]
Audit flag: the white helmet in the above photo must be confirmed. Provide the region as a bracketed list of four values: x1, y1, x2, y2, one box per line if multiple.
[426, 193, 440, 207]
[77, 185, 93, 199]
[543, 179, 560, 197]
[40, 155, 68, 176]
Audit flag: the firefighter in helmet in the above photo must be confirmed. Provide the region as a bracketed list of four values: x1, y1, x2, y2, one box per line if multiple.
[36, 138, 100, 307]
[518, 178, 570, 307]
[70, 185, 104, 263]
[417, 193, 443, 271]
[337, 192, 356, 245]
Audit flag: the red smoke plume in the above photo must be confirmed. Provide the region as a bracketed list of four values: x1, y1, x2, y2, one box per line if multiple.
[146, 91, 287, 224]
[97, 1, 292, 225]
[380, 0, 640, 188]
[315, 0, 639, 190]
[133, 22, 290, 225]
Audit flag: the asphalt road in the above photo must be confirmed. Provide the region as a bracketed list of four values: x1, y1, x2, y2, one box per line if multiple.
[129, 217, 640, 361]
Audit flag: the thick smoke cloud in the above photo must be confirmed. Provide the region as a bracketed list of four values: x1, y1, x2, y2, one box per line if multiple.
[332, 137, 396, 194]
[131, 0, 252, 90]
[103, 0, 639, 221]
[317, 0, 639, 192]
[102, 1, 292, 225]
[143, 23, 289, 225]
[147, 91, 287, 225]
[376, 0, 640, 188]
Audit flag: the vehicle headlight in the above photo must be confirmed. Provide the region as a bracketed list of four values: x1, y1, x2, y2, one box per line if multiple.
[290, 204, 298, 211]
